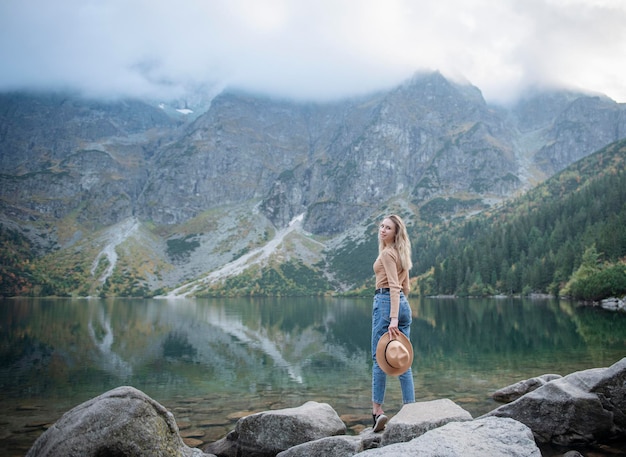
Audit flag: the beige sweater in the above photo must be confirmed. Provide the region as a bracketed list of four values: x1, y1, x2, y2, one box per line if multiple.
[373, 247, 410, 319]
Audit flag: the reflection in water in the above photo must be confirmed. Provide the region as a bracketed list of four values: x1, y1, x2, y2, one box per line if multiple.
[1, 296, 626, 455]
[88, 306, 133, 380]
[193, 301, 304, 383]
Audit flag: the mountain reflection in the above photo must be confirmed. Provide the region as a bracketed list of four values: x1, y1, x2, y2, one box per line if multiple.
[88, 305, 133, 380]
[1, 296, 625, 415]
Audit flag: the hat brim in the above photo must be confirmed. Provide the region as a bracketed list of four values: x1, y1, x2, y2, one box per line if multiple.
[375, 331, 414, 376]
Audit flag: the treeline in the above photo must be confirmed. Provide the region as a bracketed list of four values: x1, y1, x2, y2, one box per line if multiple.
[413, 139, 626, 299]
[0, 226, 37, 296]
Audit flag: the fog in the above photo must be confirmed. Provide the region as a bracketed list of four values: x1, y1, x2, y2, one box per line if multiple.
[1, 0, 625, 104]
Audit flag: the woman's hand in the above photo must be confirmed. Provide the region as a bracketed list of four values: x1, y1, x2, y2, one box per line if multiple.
[388, 317, 399, 337]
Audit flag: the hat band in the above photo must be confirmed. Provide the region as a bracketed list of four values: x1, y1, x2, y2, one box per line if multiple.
[385, 341, 410, 368]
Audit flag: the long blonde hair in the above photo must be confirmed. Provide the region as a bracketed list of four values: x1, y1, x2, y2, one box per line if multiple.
[378, 214, 413, 272]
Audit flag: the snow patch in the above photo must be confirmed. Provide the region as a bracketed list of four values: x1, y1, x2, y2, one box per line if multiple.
[91, 218, 140, 284]
[163, 213, 306, 298]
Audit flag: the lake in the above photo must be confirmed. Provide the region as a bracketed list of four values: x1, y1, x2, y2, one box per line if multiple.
[1, 296, 626, 455]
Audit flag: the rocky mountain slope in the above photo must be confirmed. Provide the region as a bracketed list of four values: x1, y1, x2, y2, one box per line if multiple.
[1, 72, 625, 296]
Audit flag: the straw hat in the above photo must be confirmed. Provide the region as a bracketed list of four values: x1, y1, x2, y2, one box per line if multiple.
[376, 331, 414, 376]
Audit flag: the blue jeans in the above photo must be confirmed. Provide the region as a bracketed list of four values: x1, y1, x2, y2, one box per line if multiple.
[371, 291, 415, 405]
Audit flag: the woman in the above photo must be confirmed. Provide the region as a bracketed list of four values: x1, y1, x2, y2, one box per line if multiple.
[371, 214, 415, 432]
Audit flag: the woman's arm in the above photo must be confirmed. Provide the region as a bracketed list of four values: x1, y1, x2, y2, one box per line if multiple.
[380, 249, 402, 319]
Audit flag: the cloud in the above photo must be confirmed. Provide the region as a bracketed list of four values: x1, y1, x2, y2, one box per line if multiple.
[0, 0, 625, 104]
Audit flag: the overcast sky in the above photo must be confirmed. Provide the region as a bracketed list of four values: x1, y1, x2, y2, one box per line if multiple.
[1, 0, 625, 105]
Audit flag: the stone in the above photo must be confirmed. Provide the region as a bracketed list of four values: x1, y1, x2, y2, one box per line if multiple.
[181, 429, 206, 438]
[485, 357, 626, 446]
[381, 399, 473, 446]
[203, 401, 346, 457]
[600, 296, 626, 312]
[276, 435, 361, 457]
[23, 359, 626, 457]
[25, 385, 211, 457]
[359, 428, 383, 451]
[492, 373, 562, 403]
[354, 416, 540, 456]
[183, 438, 205, 448]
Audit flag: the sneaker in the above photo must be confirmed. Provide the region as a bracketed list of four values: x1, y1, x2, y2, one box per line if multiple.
[372, 413, 388, 432]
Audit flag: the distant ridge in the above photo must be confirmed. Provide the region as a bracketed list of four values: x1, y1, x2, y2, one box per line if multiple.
[1, 72, 625, 297]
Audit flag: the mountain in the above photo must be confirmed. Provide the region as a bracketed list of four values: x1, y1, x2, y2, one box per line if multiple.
[413, 138, 626, 297]
[1, 72, 625, 297]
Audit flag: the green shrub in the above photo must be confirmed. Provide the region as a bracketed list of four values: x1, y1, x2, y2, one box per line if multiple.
[569, 263, 626, 301]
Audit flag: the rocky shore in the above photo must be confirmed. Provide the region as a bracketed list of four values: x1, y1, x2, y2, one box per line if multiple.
[26, 358, 626, 457]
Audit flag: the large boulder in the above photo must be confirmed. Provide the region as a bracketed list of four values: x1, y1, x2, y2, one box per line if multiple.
[26, 386, 209, 457]
[381, 399, 473, 445]
[276, 435, 362, 457]
[485, 357, 626, 446]
[203, 401, 346, 457]
[354, 416, 540, 457]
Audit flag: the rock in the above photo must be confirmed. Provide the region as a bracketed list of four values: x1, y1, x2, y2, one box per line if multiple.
[485, 357, 626, 446]
[24, 364, 626, 457]
[203, 401, 346, 457]
[600, 296, 626, 312]
[183, 438, 205, 448]
[276, 435, 362, 457]
[25, 385, 210, 457]
[358, 428, 383, 451]
[381, 399, 473, 446]
[354, 416, 540, 456]
[181, 428, 206, 438]
[492, 374, 562, 403]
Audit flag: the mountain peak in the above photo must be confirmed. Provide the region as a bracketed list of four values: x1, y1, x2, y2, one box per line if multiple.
[1, 76, 625, 297]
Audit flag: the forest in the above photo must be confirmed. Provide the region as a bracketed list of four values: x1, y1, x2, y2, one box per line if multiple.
[412, 139, 626, 300]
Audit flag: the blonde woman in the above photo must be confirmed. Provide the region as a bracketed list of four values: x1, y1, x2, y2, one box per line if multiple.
[371, 214, 415, 432]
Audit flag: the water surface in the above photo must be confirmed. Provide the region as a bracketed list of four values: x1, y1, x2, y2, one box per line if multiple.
[1, 296, 625, 455]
